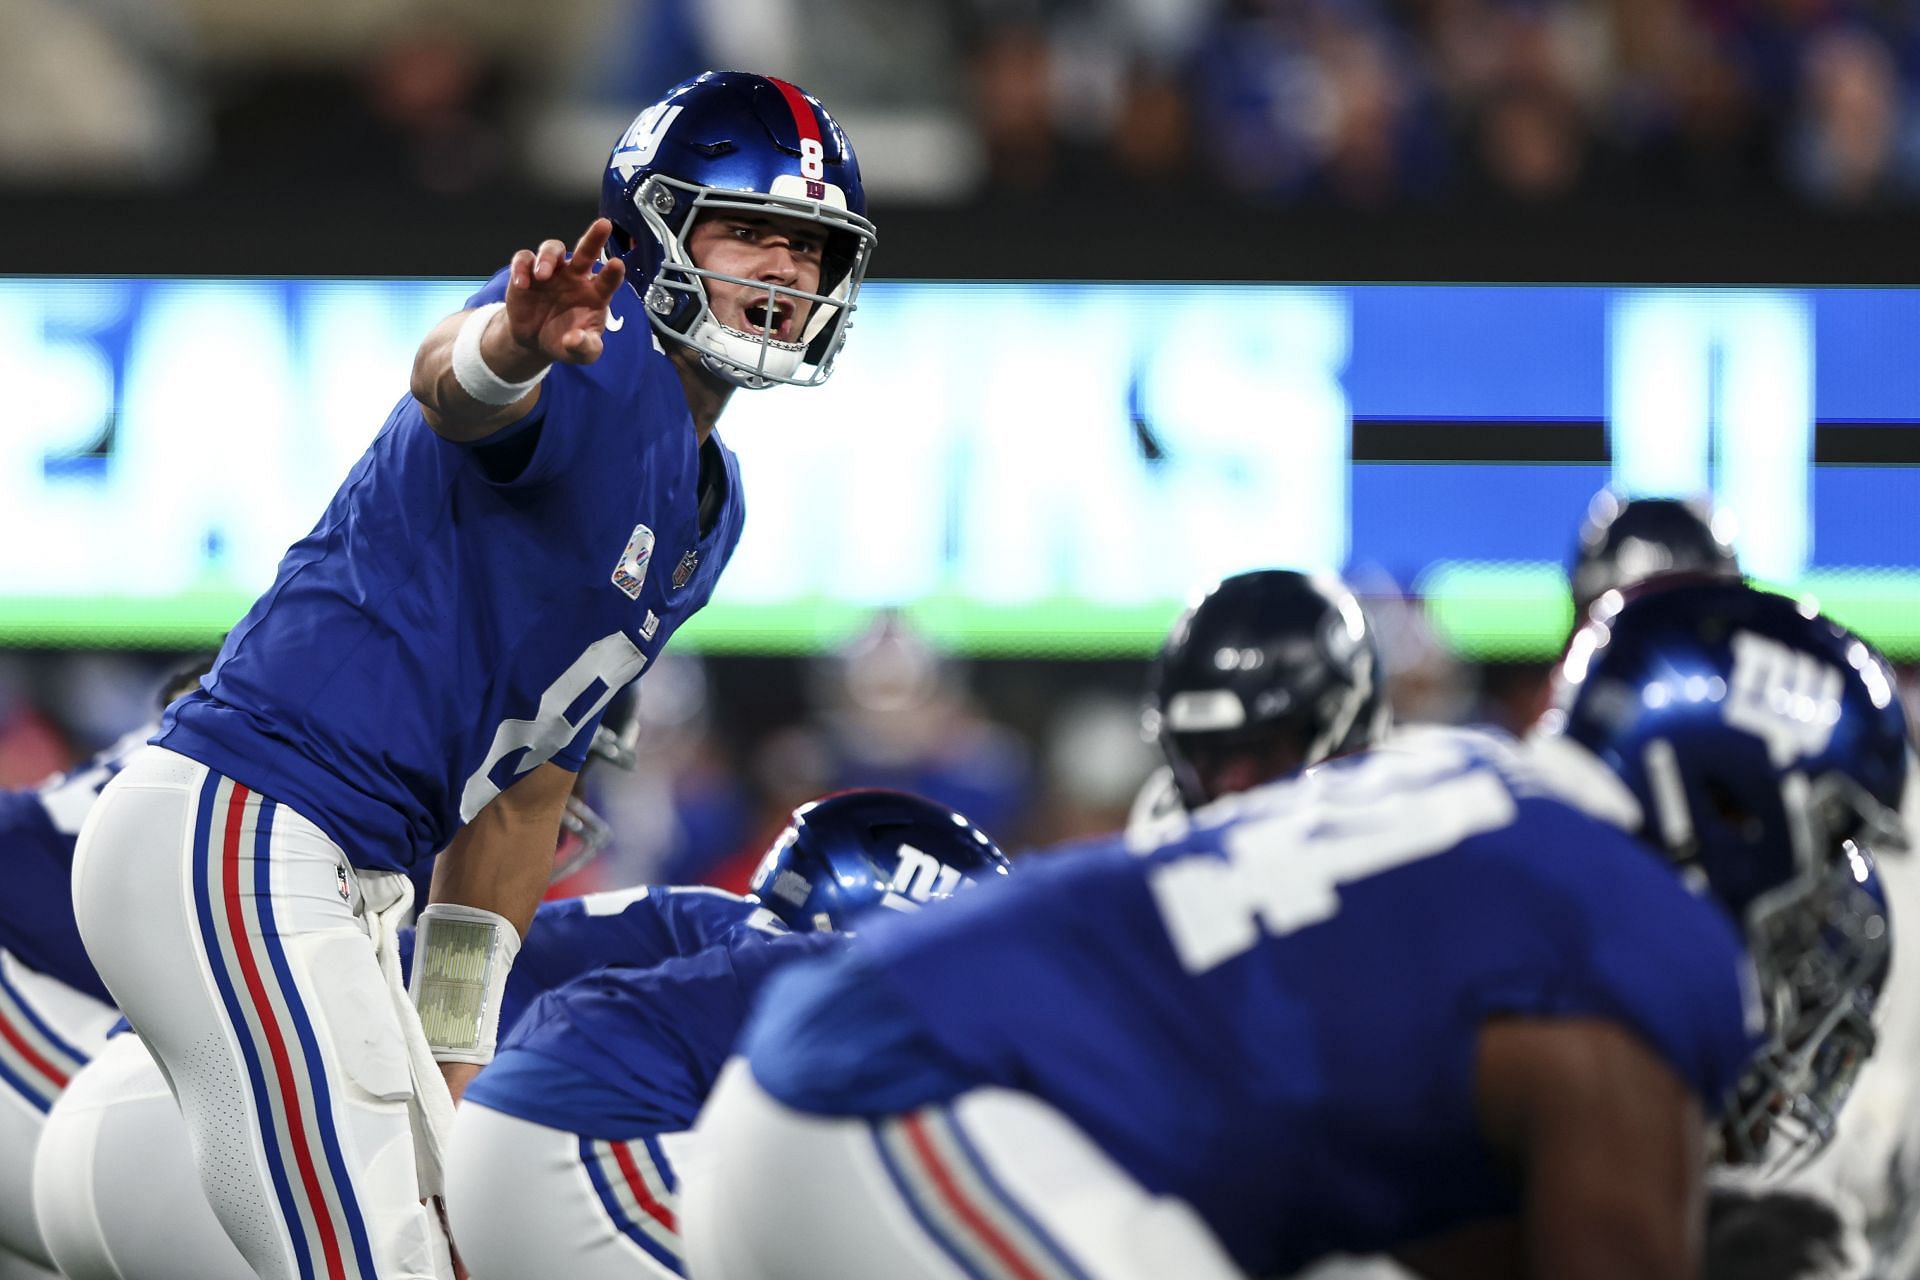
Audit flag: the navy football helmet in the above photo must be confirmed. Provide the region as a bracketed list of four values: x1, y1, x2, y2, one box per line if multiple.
[748, 789, 1011, 933]
[1551, 580, 1909, 1162]
[1570, 491, 1740, 621]
[1148, 570, 1390, 809]
[554, 684, 643, 880]
[599, 71, 876, 390]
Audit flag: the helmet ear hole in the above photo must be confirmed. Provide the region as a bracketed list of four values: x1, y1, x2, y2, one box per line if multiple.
[820, 230, 861, 294]
[1702, 776, 1765, 843]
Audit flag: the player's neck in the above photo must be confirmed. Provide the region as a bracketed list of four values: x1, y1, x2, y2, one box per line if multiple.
[669, 346, 735, 446]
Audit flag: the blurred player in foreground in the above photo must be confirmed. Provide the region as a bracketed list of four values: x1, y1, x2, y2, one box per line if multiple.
[444, 790, 1011, 1279]
[1130, 569, 1389, 835]
[683, 581, 1909, 1280]
[0, 662, 207, 1278]
[67, 70, 874, 1279]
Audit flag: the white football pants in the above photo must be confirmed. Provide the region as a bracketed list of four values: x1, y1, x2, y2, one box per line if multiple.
[71, 747, 444, 1280]
[0, 1250, 55, 1280]
[33, 1031, 253, 1279]
[445, 1102, 691, 1278]
[0, 950, 117, 1272]
[681, 1060, 1247, 1280]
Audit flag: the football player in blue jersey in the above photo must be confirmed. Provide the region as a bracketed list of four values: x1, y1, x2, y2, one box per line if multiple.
[1129, 569, 1390, 837]
[68, 70, 876, 1280]
[443, 789, 1012, 1280]
[0, 661, 208, 1277]
[681, 581, 1910, 1280]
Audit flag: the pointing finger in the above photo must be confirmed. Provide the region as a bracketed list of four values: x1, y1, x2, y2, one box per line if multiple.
[533, 239, 566, 282]
[572, 218, 614, 271]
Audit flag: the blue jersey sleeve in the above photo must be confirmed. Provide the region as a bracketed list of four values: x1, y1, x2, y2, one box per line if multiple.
[643, 885, 786, 951]
[1461, 823, 1765, 1110]
[1581, 885, 1763, 1108]
[745, 945, 983, 1116]
[494, 885, 777, 1032]
[463, 268, 512, 310]
[550, 706, 605, 774]
[474, 928, 844, 1139]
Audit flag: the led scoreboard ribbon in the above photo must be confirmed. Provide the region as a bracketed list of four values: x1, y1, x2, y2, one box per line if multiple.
[3, 280, 1917, 656]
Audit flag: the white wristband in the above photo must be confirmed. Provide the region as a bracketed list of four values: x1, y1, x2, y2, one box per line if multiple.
[409, 903, 522, 1065]
[450, 302, 549, 405]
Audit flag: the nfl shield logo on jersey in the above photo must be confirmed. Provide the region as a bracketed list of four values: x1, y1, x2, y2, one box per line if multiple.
[612, 525, 656, 600]
[672, 548, 699, 590]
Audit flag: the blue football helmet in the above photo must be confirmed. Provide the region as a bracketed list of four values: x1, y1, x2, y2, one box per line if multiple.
[1148, 570, 1390, 809]
[599, 71, 876, 390]
[1570, 491, 1741, 621]
[747, 789, 1012, 933]
[1550, 580, 1909, 1161]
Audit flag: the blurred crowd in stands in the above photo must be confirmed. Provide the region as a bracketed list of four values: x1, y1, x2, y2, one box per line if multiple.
[6, 0, 1920, 208]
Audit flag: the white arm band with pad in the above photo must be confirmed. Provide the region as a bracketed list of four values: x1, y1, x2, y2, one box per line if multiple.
[409, 903, 522, 1065]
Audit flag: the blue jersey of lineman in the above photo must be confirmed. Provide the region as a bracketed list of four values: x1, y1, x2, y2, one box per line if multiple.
[468, 928, 843, 1140]
[403, 885, 782, 1033]
[0, 727, 150, 1002]
[156, 272, 744, 871]
[744, 729, 1764, 1277]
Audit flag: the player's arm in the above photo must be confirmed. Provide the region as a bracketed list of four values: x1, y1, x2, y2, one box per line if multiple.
[1473, 1017, 1706, 1280]
[410, 218, 626, 444]
[418, 760, 577, 1102]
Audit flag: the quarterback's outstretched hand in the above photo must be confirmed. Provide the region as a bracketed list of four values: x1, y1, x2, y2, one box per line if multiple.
[411, 218, 631, 441]
[499, 218, 628, 369]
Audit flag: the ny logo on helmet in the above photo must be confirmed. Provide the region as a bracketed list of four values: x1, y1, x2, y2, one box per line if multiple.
[1726, 631, 1843, 766]
[888, 844, 969, 904]
[612, 104, 684, 181]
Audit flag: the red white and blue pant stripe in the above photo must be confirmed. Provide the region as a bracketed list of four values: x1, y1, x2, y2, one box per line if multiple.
[580, 1134, 685, 1275]
[871, 1105, 1092, 1280]
[189, 773, 378, 1280]
[0, 960, 88, 1114]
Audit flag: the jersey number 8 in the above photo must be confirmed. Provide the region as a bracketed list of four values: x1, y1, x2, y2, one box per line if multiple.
[460, 631, 646, 820]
